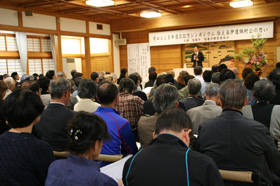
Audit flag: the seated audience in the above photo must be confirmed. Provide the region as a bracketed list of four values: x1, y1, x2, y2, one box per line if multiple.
[34, 78, 76, 151]
[66, 79, 78, 110]
[115, 78, 144, 132]
[244, 72, 260, 105]
[176, 71, 189, 90]
[187, 83, 222, 134]
[211, 72, 220, 84]
[194, 66, 204, 86]
[3, 77, 15, 99]
[117, 68, 127, 84]
[11, 72, 19, 87]
[197, 79, 280, 186]
[72, 77, 82, 97]
[242, 79, 280, 141]
[45, 70, 56, 80]
[0, 90, 55, 185]
[37, 76, 51, 106]
[0, 80, 8, 134]
[91, 72, 99, 83]
[219, 68, 236, 83]
[45, 112, 117, 186]
[178, 75, 195, 100]
[123, 108, 224, 186]
[218, 64, 227, 72]
[242, 67, 254, 80]
[138, 84, 179, 147]
[128, 73, 147, 101]
[180, 78, 204, 111]
[33, 73, 38, 80]
[57, 71, 66, 78]
[201, 70, 212, 95]
[70, 69, 77, 80]
[168, 70, 177, 85]
[276, 62, 280, 68]
[111, 73, 118, 85]
[74, 79, 100, 112]
[95, 81, 137, 166]
[144, 72, 157, 88]
[212, 64, 219, 73]
[268, 68, 280, 105]
[98, 71, 105, 84]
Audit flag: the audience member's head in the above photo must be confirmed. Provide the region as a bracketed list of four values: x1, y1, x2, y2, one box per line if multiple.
[244, 72, 260, 90]
[3, 74, 9, 79]
[211, 72, 220, 84]
[103, 74, 112, 82]
[134, 72, 142, 84]
[184, 75, 195, 86]
[253, 79, 276, 103]
[128, 73, 139, 87]
[29, 81, 41, 96]
[156, 74, 166, 87]
[20, 74, 34, 81]
[219, 79, 247, 110]
[32, 73, 38, 81]
[0, 75, 3, 80]
[120, 68, 127, 77]
[119, 78, 136, 94]
[231, 67, 238, 77]
[91, 72, 99, 82]
[2, 89, 44, 128]
[268, 68, 280, 90]
[98, 71, 105, 80]
[242, 67, 254, 80]
[0, 80, 8, 100]
[49, 78, 71, 100]
[187, 78, 201, 95]
[148, 72, 157, 81]
[165, 74, 175, 84]
[276, 62, 280, 68]
[21, 80, 32, 90]
[71, 70, 77, 79]
[67, 112, 110, 159]
[45, 70, 55, 80]
[11, 72, 19, 81]
[153, 84, 178, 114]
[97, 81, 118, 105]
[168, 70, 175, 78]
[73, 72, 83, 80]
[74, 77, 83, 88]
[219, 69, 236, 83]
[111, 73, 118, 84]
[78, 79, 97, 99]
[194, 66, 203, 76]
[177, 71, 189, 86]
[203, 70, 213, 83]
[205, 83, 220, 98]
[148, 67, 156, 74]
[68, 79, 75, 94]
[218, 64, 227, 72]
[57, 71, 66, 78]
[155, 108, 192, 145]
[212, 64, 219, 73]
[4, 77, 15, 91]
[37, 76, 50, 93]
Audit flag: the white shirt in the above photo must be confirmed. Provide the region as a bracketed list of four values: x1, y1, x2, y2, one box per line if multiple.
[74, 99, 100, 113]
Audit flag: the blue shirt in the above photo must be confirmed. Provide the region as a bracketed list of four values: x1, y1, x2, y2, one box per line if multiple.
[45, 154, 117, 186]
[95, 107, 138, 165]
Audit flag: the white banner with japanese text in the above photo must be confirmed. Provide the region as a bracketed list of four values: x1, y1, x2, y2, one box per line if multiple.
[127, 43, 151, 80]
[149, 21, 274, 46]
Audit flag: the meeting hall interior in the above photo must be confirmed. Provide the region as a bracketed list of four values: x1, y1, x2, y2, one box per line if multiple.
[0, 0, 280, 186]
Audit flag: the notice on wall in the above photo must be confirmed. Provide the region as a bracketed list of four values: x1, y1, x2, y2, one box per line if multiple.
[127, 43, 151, 80]
[149, 21, 274, 46]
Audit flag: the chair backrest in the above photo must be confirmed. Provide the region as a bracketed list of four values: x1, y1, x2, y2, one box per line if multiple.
[53, 151, 123, 162]
[219, 169, 260, 186]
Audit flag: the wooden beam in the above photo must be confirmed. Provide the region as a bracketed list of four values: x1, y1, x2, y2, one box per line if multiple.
[62, 54, 84, 58]
[111, 2, 280, 32]
[0, 51, 19, 58]
[84, 36, 91, 79]
[28, 52, 52, 58]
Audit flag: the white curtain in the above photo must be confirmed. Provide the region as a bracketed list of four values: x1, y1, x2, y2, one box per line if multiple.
[50, 35, 57, 72]
[15, 32, 27, 74]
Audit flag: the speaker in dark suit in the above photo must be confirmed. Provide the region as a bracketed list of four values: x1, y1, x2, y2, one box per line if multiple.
[191, 46, 204, 67]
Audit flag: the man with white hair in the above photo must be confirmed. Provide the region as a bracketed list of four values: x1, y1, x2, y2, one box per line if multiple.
[187, 83, 222, 134]
[3, 77, 15, 99]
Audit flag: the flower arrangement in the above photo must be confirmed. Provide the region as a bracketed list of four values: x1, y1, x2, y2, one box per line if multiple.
[235, 35, 269, 75]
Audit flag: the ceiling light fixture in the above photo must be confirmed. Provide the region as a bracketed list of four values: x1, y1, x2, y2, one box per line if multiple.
[230, 0, 253, 8]
[140, 11, 162, 18]
[86, 0, 114, 7]
[182, 5, 191, 8]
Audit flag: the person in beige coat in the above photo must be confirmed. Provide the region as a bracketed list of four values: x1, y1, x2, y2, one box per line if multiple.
[187, 83, 222, 134]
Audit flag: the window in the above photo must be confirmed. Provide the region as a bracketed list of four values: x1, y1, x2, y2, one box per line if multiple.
[28, 59, 42, 75]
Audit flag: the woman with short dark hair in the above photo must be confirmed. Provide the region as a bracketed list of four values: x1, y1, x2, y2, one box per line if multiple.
[0, 89, 55, 185]
[45, 112, 117, 186]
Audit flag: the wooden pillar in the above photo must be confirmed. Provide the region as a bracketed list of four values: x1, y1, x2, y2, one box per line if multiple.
[55, 17, 63, 72]
[84, 36, 91, 79]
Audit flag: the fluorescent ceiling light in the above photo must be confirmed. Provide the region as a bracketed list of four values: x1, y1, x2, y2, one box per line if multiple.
[86, 0, 114, 7]
[140, 11, 162, 18]
[230, 0, 253, 8]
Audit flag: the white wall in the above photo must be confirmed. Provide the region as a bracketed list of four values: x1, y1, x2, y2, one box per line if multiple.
[89, 22, 110, 35]
[61, 36, 84, 54]
[60, 18, 86, 33]
[0, 8, 18, 26]
[23, 13, 56, 30]
[90, 38, 109, 53]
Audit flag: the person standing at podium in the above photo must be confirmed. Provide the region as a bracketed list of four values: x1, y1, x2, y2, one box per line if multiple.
[191, 46, 204, 67]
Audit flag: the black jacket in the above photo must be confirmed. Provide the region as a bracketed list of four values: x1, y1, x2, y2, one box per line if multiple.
[191, 52, 204, 67]
[197, 109, 280, 186]
[123, 133, 224, 186]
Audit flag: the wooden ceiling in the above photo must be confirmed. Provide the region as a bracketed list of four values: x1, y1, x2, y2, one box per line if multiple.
[0, 0, 276, 22]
